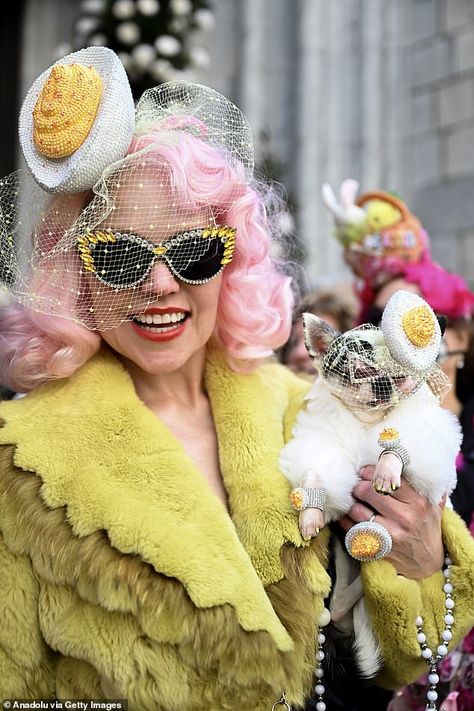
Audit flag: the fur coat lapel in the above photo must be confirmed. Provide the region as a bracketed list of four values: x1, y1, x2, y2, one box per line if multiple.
[0, 347, 317, 651]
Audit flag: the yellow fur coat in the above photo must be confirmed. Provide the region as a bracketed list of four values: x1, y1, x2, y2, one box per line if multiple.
[0, 348, 473, 710]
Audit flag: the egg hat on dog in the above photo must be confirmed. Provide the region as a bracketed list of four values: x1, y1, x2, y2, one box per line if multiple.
[381, 290, 443, 372]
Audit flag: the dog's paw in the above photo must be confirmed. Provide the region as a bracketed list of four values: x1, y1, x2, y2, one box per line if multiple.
[373, 457, 402, 495]
[299, 508, 325, 540]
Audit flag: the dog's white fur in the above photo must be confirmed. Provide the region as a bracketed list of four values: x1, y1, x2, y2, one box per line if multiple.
[280, 378, 461, 520]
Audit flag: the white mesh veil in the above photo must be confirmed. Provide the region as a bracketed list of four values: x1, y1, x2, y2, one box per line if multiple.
[304, 291, 452, 417]
[318, 324, 451, 415]
[135, 81, 254, 173]
[0, 77, 253, 330]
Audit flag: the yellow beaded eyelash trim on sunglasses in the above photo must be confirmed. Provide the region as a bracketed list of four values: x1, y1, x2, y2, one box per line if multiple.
[77, 226, 237, 289]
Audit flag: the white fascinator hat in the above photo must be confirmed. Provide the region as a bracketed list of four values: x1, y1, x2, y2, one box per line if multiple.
[381, 290, 443, 371]
[18, 46, 135, 194]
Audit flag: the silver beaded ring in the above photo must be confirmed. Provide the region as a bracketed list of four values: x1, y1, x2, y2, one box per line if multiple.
[289, 487, 327, 512]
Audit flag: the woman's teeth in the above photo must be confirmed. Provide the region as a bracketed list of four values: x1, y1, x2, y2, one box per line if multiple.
[133, 311, 186, 330]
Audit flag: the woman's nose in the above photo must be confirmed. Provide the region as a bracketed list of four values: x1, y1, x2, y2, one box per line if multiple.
[143, 259, 180, 296]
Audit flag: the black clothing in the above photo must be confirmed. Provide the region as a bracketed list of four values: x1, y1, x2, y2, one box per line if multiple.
[451, 395, 474, 527]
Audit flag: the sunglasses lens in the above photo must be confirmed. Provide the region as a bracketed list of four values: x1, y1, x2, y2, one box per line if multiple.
[81, 229, 234, 289]
[166, 237, 226, 283]
[91, 240, 154, 289]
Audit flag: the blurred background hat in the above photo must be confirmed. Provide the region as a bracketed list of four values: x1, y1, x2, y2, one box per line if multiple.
[322, 179, 474, 322]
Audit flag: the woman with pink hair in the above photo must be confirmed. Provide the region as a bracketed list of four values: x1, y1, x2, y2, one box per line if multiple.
[0, 50, 474, 710]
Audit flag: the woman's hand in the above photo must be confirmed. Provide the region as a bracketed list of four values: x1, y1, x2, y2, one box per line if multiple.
[338, 465, 446, 579]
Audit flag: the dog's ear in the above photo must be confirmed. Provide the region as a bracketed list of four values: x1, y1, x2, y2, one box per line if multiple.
[437, 314, 447, 337]
[302, 312, 340, 365]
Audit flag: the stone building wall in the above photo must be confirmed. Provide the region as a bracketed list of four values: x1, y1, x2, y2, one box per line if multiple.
[408, 0, 474, 285]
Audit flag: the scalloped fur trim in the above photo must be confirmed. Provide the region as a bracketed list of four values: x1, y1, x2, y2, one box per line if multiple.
[0, 444, 330, 707]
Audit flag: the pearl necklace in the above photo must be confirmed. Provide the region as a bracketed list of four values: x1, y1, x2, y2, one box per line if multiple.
[313, 625, 327, 711]
[415, 554, 455, 710]
[313, 556, 454, 711]
[274, 559, 454, 711]
[271, 614, 328, 711]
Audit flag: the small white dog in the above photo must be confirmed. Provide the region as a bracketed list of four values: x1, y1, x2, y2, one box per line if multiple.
[280, 290, 461, 542]
[279, 290, 462, 677]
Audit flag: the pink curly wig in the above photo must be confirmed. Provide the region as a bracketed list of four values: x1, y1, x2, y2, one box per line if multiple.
[0, 129, 294, 391]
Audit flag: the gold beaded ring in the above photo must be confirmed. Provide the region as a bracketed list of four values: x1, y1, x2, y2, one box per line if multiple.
[345, 518, 393, 561]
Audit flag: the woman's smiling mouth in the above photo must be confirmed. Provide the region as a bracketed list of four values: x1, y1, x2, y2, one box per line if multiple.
[131, 308, 189, 340]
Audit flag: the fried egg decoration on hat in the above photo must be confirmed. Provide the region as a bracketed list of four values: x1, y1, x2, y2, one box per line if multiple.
[381, 290, 443, 372]
[19, 46, 135, 194]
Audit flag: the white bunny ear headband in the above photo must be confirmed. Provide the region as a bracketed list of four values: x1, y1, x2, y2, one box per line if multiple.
[0, 47, 253, 330]
[321, 179, 368, 245]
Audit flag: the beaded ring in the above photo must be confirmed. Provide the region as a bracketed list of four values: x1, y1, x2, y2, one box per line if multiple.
[344, 519, 393, 561]
[289, 487, 327, 512]
[378, 427, 410, 469]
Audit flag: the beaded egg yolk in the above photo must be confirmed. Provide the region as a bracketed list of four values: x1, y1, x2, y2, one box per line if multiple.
[378, 427, 400, 443]
[349, 530, 382, 559]
[289, 488, 305, 511]
[33, 63, 103, 159]
[402, 305, 435, 348]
